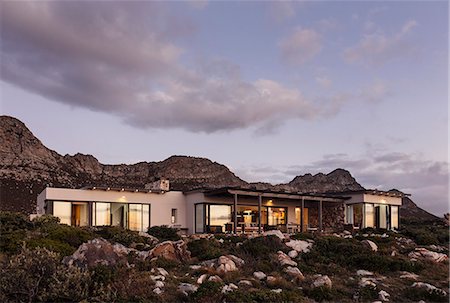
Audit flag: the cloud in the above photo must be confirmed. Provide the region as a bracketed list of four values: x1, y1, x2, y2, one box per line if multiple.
[315, 76, 332, 89]
[279, 27, 322, 65]
[0, 1, 338, 134]
[343, 20, 418, 66]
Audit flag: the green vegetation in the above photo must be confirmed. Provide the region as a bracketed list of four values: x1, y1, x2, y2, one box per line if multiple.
[188, 238, 223, 261]
[400, 219, 449, 246]
[148, 225, 181, 242]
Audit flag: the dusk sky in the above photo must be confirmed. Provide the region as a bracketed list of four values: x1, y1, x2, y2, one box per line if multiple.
[1, 1, 448, 215]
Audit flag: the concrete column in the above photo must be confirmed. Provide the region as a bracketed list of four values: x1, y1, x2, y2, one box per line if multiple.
[234, 194, 238, 234]
[300, 198, 304, 232]
[319, 200, 323, 232]
[258, 195, 262, 234]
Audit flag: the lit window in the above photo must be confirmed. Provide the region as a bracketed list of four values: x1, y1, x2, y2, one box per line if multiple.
[171, 208, 177, 224]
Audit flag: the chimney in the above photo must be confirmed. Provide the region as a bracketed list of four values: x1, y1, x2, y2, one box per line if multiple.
[145, 178, 170, 192]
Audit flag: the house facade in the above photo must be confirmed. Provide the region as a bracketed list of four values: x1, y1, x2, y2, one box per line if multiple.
[36, 182, 405, 234]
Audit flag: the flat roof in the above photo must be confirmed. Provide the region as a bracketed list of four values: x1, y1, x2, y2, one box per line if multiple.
[81, 186, 166, 194]
[201, 187, 349, 203]
[327, 189, 410, 197]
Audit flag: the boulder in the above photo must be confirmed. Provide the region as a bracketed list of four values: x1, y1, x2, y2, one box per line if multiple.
[154, 281, 165, 289]
[408, 248, 448, 263]
[217, 255, 237, 273]
[361, 240, 378, 252]
[277, 251, 297, 267]
[226, 254, 245, 267]
[411, 282, 447, 297]
[263, 230, 285, 240]
[359, 277, 377, 288]
[311, 275, 332, 289]
[153, 288, 163, 295]
[138, 231, 159, 245]
[221, 283, 238, 293]
[150, 240, 191, 262]
[197, 274, 208, 284]
[178, 283, 198, 295]
[208, 275, 223, 282]
[253, 271, 267, 280]
[283, 266, 304, 280]
[285, 240, 312, 253]
[378, 290, 390, 302]
[62, 238, 137, 268]
[238, 280, 253, 287]
[357, 270, 374, 276]
[288, 250, 298, 259]
[399, 271, 419, 280]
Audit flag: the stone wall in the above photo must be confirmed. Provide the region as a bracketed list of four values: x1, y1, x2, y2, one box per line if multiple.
[308, 203, 345, 231]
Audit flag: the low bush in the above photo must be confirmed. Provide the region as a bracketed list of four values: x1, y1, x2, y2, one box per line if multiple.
[404, 286, 449, 302]
[189, 281, 223, 303]
[224, 289, 304, 303]
[94, 226, 151, 247]
[27, 237, 75, 257]
[188, 238, 224, 261]
[399, 220, 449, 246]
[148, 225, 181, 242]
[239, 235, 287, 260]
[0, 211, 32, 232]
[305, 286, 340, 302]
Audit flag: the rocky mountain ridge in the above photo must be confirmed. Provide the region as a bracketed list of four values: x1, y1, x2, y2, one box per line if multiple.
[0, 115, 439, 221]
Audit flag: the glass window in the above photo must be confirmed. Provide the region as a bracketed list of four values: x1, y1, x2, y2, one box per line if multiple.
[378, 205, 387, 229]
[111, 203, 127, 228]
[53, 201, 71, 225]
[71, 202, 89, 227]
[346, 205, 354, 224]
[143, 204, 150, 232]
[129, 204, 142, 231]
[268, 207, 286, 226]
[353, 204, 363, 227]
[209, 205, 231, 232]
[391, 206, 399, 229]
[195, 204, 204, 233]
[94, 202, 111, 226]
[171, 208, 177, 224]
[365, 204, 374, 228]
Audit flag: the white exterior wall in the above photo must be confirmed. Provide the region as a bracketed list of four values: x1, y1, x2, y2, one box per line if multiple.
[363, 194, 402, 206]
[38, 187, 187, 230]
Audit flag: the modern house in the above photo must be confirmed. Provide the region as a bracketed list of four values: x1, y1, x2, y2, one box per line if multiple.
[36, 180, 406, 233]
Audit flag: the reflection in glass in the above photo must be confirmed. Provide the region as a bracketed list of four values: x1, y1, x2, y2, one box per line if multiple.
[95, 202, 111, 226]
[53, 201, 71, 225]
[129, 204, 142, 231]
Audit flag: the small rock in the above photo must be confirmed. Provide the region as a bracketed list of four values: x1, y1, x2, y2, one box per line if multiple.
[361, 240, 378, 252]
[271, 288, 283, 293]
[359, 277, 377, 288]
[208, 275, 223, 282]
[266, 276, 277, 285]
[189, 265, 202, 270]
[218, 238, 224, 243]
[357, 270, 374, 276]
[238, 280, 253, 287]
[311, 275, 332, 289]
[284, 266, 304, 280]
[277, 251, 297, 267]
[285, 240, 312, 253]
[217, 255, 237, 273]
[399, 271, 419, 280]
[157, 267, 169, 276]
[253, 271, 267, 280]
[408, 247, 448, 263]
[197, 274, 208, 284]
[221, 283, 238, 293]
[154, 281, 164, 288]
[178, 283, 198, 295]
[411, 282, 447, 297]
[150, 275, 165, 281]
[288, 250, 298, 258]
[153, 287, 163, 295]
[378, 290, 390, 302]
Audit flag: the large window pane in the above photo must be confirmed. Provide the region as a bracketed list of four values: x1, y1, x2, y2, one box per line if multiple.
[209, 205, 231, 232]
[143, 204, 150, 232]
[129, 204, 142, 231]
[391, 206, 399, 229]
[95, 202, 111, 226]
[111, 203, 127, 228]
[365, 204, 374, 228]
[195, 204, 204, 233]
[53, 201, 71, 225]
[268, 207, 286, 225]
[353, 204, 363, 228]
[71, 202, 89, 227]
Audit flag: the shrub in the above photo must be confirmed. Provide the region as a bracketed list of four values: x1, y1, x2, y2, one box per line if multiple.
[190, 281, 223, 303]
[305, 286, 339, 302]
[357, 285, 378, 302]
[148, 225, 181, 242]
[27, 237, 75, 257]
[0, 246, 91, 302]
[405, 286, 449, 302]
[0, 211, 32, 232]
[188, 238, 223, 261]
[224, 289, 304, 303]
[94, 226, 151, 247]
[239, 235, 287, 260]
